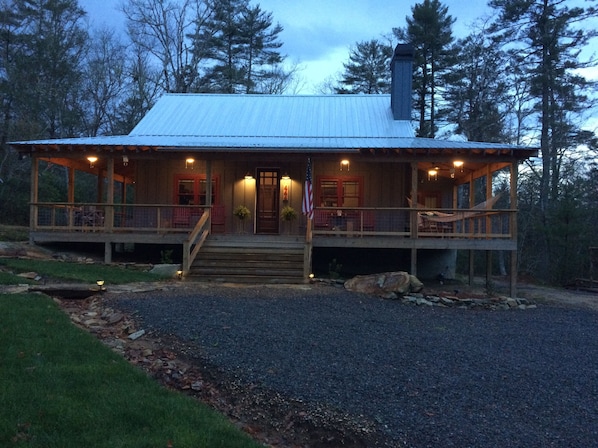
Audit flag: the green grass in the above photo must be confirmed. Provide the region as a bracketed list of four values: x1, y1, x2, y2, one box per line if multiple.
[0, 293, 262, 448]
[0, 225, 29, 242]
[0, 258, 169, 284]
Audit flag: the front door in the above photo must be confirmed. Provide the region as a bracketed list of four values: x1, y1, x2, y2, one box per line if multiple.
[256, 169, 280, 234]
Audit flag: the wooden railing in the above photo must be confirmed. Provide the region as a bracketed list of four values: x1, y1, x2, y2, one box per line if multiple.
[31, 203, 210, 233]
[182, 211, 211, 274]
[30, 203, 516, 240]
[311, 206, 517, 239]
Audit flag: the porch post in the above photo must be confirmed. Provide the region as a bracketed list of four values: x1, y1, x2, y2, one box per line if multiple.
[68, 167, 75, 228]
[30, 157, 39, 241]
[509, 161, 519, 298]
[106, 157, 114, 232]
[469, 251, 474, 286]
[304, 218, 313, 281]
[206, 159, 213, 227]
[468, 170, 475, 286]
[486, 250, 492, 291]
[410, 162, 418, 276]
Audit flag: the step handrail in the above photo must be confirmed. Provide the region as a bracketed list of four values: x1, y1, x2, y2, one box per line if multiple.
[182, 211, 210, 274]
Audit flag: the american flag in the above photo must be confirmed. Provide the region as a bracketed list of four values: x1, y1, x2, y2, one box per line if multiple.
[302, 157, 314, 220]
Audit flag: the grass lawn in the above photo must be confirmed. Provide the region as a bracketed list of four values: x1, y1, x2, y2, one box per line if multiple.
[0, 293, 262, 448]
[0, 258, 170, 285]
[0, 232, 262, 446]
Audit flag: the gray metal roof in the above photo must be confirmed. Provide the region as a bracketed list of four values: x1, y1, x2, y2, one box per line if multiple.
[10, 94, 537, 157]
[130, 94, 414, 140]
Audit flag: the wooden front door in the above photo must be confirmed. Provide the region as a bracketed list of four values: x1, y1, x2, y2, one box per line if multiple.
[256, 169, 280, 234]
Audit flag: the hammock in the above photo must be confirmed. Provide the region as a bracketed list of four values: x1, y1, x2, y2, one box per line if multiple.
[408, 194, 502, 224]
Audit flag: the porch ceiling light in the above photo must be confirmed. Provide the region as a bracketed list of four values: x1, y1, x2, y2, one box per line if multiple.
[87, 156, 98, 168]
[185, 158, 195, 169]
[340, 159, 350, 171]
[453, 160, 464, 171]
[428, 168, 438, 181]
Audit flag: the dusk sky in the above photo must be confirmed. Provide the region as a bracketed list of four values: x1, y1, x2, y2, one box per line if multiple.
[79, 0, 493, 93]
[78, 0, 597, 128]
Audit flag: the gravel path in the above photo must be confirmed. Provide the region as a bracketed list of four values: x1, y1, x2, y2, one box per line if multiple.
[112, 283, 598, 448]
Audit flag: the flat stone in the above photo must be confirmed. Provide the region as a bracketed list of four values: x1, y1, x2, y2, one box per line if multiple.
[128, 329, 146, 340]
[107, 313, 124, 324]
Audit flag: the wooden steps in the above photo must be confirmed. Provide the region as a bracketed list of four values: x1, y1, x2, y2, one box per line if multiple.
[187, 235, 306, 283]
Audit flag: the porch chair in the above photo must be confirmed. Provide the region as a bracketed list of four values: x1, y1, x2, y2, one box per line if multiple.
[173, 207, 191, 227]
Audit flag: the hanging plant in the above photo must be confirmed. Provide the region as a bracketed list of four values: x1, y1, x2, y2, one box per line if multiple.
[281, 205, 297, 221]
[233, 205, 251, 220]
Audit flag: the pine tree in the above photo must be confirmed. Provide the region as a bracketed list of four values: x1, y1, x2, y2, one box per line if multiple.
[238, 4, 284, 93]
[443, 26, 509, 143]
[489, 0, 598, 281]
[335, 39, 393, 94]
[394, 0, 458, 138]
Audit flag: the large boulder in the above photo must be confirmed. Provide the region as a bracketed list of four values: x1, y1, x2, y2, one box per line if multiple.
[344, 271, 423, 298]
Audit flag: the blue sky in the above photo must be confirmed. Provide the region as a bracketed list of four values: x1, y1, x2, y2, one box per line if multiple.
[79, 0, 493, 93]
[79, 0, 596, 98]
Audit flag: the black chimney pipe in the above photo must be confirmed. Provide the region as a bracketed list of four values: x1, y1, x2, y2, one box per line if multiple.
[390, 44, 415, 121]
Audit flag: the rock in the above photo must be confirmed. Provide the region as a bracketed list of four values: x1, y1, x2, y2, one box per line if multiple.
[128, 329, 146, 340]
[149, 264, 181, 278]
[107, 313, 124, 324]
[506, 298, 518, 308]
[17, 271, 39, 280]
[344, 271, 424, 297]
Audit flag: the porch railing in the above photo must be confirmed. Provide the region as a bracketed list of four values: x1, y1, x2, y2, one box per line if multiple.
[31, 203, 210, 233]
[311, 207, 516, 239]
[30, 203, 516, 240]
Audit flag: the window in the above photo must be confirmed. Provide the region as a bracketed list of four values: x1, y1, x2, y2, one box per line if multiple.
[174, 175, 219, 205]
[317, 176, 362, 207]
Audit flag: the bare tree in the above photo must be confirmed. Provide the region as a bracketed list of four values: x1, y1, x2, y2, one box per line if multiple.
[82, 28, 129, 136]
[123, 0, 212, 93]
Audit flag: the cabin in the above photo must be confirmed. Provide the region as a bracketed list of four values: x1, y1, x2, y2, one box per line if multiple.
[10, 45, 536, 295]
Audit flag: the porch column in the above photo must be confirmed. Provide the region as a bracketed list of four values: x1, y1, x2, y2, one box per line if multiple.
[206, 159, 212, 233]
[468, 170, 475, 286]
[206, 159, 212, 206]
[30, 157, 39, 240]
[410, 162, 418, 276]
[106, 157, 114, 232]
[509, 161, 519, 298]
[68, 167, 75, 228]
[486, 250, 493, 290]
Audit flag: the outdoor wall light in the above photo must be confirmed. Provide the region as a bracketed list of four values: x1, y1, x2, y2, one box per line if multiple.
[340, 159, 350, 171]
[281, 172, 290, 180]
[244, 172, 254, 180]
[185, 158, 195, 169]
[87, 156, 98, 168]
[453, 160, 464, 171]
[428, 168, 438, 181]
[122, 155, 129, 166]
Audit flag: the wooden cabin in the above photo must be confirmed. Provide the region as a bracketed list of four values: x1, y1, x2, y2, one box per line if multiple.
[10, 45, 536, 295]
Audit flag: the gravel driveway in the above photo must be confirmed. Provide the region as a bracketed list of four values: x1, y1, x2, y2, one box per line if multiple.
[112, 283, 598, 447]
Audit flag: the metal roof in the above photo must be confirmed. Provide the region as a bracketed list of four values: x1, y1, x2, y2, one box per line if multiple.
[130, 94, 415, 140]
[10, 94, 537, 157]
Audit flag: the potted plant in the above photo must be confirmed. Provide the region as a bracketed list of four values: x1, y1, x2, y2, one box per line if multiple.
[233, 205, 251, 233]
